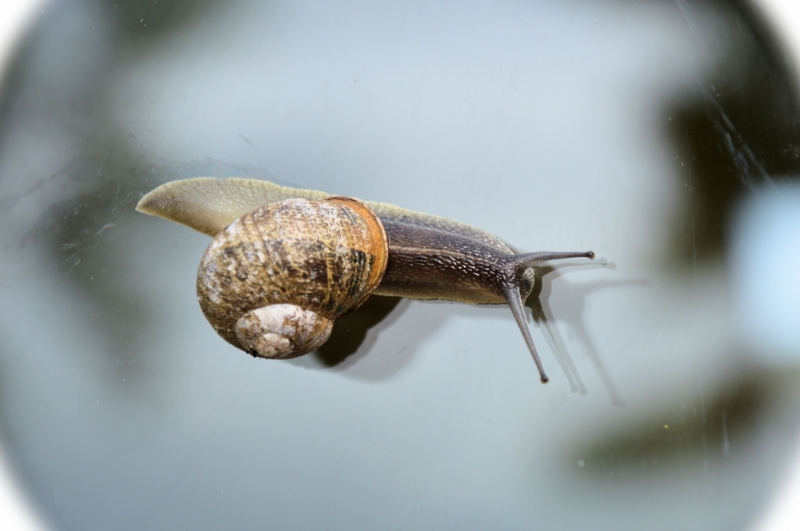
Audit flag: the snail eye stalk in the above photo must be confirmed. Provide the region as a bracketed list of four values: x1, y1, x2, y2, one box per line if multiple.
[504, 250, 595, 384]
[504, 284, 549, 384]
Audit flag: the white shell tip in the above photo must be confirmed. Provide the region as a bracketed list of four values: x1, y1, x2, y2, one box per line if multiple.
[235, 304, 333, 359]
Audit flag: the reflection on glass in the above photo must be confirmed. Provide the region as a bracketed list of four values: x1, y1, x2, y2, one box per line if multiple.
[0, 1, 799, 530]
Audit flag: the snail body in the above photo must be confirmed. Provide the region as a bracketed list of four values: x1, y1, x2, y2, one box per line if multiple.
[136, 178, 594, 382]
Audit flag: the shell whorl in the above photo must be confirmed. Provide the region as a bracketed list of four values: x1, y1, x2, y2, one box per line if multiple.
[196, 197, 389, 355]
[234, 304, 333, 359]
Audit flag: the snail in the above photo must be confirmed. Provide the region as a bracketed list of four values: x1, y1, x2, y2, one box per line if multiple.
[136, 178, 594, 383]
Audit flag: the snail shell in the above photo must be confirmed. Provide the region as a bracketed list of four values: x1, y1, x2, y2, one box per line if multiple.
[137, 177, 594, 383]
[196, 196, 388, 359]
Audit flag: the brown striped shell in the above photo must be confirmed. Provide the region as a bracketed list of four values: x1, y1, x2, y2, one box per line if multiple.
[196, 196, 388, 359]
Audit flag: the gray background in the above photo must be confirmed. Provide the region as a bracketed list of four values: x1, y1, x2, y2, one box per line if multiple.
[1, 0, 800, 529]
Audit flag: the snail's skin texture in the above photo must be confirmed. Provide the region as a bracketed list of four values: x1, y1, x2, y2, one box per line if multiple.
[136, 177, 511, 250]
[374, 216, 592, 382]
[376, 217, 534, 304]
[137, 178, 594, 383]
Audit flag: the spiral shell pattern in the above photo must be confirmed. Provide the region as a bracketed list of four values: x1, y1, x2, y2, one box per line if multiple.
[197, 197, 388, 352]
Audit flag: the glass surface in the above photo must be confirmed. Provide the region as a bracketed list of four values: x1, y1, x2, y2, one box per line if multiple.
[1, 1, 800, 529]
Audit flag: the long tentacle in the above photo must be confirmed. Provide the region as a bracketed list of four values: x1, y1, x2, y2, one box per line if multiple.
[504, 285, 549, 384]
[512, 250, 594, 269]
